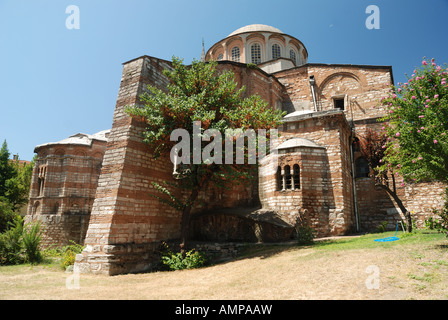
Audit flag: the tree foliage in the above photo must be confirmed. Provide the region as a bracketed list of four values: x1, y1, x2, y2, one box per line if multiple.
[379, 58, 448, 183]
[0, 140, 15, 198]
[0, 140, 34, 232]
[0, 216, 43, 265]
[377, 57, 448, 234]
[126, 57, 285, 252]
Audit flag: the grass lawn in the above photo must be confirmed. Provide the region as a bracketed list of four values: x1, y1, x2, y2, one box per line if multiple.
[1, 230, 447, 300]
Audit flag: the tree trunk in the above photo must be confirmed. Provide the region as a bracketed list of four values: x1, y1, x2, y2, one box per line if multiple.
[179, 188, 200, 257]
[378, 184, 412, 233]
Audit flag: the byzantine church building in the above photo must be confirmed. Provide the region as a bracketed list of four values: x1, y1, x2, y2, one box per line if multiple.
[25, 24, 446, 275]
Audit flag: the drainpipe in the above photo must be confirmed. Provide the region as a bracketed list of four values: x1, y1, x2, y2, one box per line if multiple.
[349, 125, 360, 233]
[309, 75, 318, 112]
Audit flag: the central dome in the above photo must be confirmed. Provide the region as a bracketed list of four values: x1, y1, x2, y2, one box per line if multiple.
[228, 24, 284, 37]
[206, 24, 308, 73]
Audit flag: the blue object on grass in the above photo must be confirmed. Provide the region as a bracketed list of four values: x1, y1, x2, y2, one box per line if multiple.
[374, 223, 400, 242]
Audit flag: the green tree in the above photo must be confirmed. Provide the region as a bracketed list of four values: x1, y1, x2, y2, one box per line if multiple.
[0, 140, 16, 197]
[6, 156, 34, 211]
[380, 58, 448, 182]
[379, 57, 448, 233]
[0, 141, 34, 231]
[0, 197, 16, 233]
[126, 57, 284, 254]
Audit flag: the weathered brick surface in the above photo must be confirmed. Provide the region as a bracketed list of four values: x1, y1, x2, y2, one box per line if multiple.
[259, 110, 355, 237]
[28, 53, 444, 275]
[75, 58, 277, 275]
[275, 64, 393, 122]
[26, 135, 107, 248]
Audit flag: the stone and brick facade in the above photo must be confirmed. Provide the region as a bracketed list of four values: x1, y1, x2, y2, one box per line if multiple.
[26, 24, 446, 275]
[26, 130, 109, 247]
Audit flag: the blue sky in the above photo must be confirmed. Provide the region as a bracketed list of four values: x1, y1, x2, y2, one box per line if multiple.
[1, 0, 447, 161]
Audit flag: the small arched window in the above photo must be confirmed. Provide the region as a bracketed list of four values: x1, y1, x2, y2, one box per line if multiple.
[217, 53, 223, 61]
[284, 166, 292, 190]
[33, 202, 40, 215]
[276, 164, 301, 191]
[293, 164, 300, 189]
[272, 44, 281, 60]
[37, 165, 47, 197]
[231, 47, 240, 62]
[355, 157, 370, 178]
[251, 43, 261, 64]
[290, 50, 296, 65]
[276, 166, 282, 191]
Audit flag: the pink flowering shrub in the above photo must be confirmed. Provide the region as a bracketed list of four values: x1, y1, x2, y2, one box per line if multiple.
[379, 58, 448, 183]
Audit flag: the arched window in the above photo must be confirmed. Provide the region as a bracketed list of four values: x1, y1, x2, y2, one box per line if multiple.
[293, 164, 300, 189]
[37, 165, 47, 196]
[276, 166, 282, 191]
[33, 202, 40, 215]
[231, 47, 240, 62]
[284, 166, 292, 190]
[217, 53, 223, 61]
[276, 164, 301, 191]
[355, 157, 370, 178]
[272, 44, 281, 60]
[290, 49, 296, 65]
[251, 43, 261, 64]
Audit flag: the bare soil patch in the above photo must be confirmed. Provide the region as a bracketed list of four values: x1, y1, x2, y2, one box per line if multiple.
[1, 233, 447, 300]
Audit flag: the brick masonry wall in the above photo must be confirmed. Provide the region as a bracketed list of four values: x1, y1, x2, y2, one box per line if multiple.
[26, 140, 106, 247]
[352, 121, 447, 231]
[259, 111, 355, 237]
[75, 56, 178, 275]
[71, 57, 445, 275]
[275, 64, 393, 122]
[75, 58, 280, 275]
[355, 176, 446, 231]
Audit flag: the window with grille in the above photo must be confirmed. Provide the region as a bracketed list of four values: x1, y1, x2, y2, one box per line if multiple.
[293, 164, 300, 189]
[217, 53, 223, 61]
[231, 47, 240, 62]
[272, 44, 281, 60]
[251, 43, 261, 64]
[276, 164, 301, 191]
[284, 166, 292, 189]
[290, 50, 296, 64]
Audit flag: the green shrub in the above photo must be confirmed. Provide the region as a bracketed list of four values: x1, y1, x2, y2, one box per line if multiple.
[425, 216, 444, 231]
[377, 221, 389, 233]
[0, 197, 18, 233]
[60, 241, 85, 269]
[296, 225, 315, 245]
[159, 242, 208, 271]
[0, 216, 43, 265]
[430, 194, 448, 236]
[0, 217, 24, 265]
[22, 220, 42, 264]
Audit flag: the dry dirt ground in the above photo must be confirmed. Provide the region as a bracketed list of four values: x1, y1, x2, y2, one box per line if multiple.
[1, 235, 448, 300]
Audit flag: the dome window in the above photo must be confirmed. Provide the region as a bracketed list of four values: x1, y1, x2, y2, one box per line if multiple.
[272, 44, 281, 60]
[290, 50, 296, 65]
[231, 47, 240, 62]
[251, 43, 261, 64]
